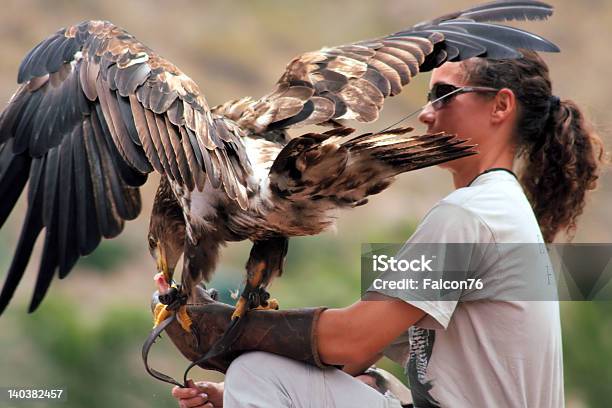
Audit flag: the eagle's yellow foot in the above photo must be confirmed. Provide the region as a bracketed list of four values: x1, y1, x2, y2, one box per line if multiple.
[176, 305, 192, 332]
[153, 303, 172, 328]
[231, 297, 248, 321]
[231, 295, 279, 321]
[153, 300, 191, 332]
[256, 298, 279, 311]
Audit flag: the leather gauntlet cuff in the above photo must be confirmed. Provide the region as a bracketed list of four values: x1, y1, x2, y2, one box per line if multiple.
[154, 290, 328, 373]
[238, 306, 327, 369]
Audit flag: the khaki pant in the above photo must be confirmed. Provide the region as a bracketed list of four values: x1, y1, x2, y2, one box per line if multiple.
[224, 352, 403, 408]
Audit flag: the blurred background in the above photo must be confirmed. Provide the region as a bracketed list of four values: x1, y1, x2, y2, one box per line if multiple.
[0, 0, 610, 407]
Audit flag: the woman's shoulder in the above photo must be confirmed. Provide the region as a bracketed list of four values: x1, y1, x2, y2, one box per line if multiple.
[441, 174, 529, 217]
[425, 178, 542, 243]
[413, 202, 493, 244]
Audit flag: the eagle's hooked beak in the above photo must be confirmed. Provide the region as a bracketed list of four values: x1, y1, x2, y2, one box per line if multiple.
[155, 240, 174, 285]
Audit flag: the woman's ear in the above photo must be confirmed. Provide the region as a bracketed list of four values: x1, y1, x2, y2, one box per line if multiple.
[491, 88, 516, 124]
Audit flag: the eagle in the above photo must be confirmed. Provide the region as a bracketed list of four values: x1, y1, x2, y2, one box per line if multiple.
[0, 0, 558, 331]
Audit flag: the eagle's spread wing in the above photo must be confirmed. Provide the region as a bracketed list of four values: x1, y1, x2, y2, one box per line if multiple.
[269, 127, 474, 204]
[264, 126, 475, 237]
[214, 0, 558, 133]
[0, 21, 251, 314]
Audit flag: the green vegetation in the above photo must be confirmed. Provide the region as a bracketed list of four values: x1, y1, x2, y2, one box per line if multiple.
[0, 231, 8, 273]
[77, 239, 136, 274]
[8, 298, 179, 408]
[562, 302, 612, 408]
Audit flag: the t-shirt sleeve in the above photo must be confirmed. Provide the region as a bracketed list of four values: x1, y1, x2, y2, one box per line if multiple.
[366, 202, 494, 329]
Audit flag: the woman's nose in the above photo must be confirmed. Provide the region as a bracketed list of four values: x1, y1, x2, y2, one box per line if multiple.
[418, 103, 435, 125]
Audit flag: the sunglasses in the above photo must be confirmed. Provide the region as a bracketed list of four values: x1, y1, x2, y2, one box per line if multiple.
[427, 83, 499, 110]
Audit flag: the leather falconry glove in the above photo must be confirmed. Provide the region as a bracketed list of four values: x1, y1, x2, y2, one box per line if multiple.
[150, 284, 328, 374]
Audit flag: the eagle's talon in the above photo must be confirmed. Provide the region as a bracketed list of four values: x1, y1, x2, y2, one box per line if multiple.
[257, 298, 279, 311]
[232, 288, 278, 320]
[153, 303, 192, 333]
[176, 305, 192, 332]
[253, 287, 277, 310]
[231, 297, 248, 321]
[153, 303, 173, 328]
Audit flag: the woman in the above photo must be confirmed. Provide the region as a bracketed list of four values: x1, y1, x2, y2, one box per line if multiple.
[169, 50, 605, 407]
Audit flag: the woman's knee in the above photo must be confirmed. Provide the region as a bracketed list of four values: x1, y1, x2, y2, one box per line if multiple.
[225, 351, 305, 387]
[226, 352, 276, 386]
[228, 351, 268, 373]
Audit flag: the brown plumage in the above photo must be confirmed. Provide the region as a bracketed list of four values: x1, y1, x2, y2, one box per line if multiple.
[0, 1, 559, 321]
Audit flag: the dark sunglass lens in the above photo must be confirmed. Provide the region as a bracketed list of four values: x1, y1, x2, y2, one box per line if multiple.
[433, 84, 458, 100]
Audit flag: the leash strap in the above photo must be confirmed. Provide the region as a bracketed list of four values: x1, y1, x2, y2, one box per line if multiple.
[141, 313, 184, 387]
[142, 306, 249, 388]
[182, 313, 248, 385]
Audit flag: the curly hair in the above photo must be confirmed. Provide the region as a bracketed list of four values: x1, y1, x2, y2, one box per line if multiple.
[461, 50, 606, 242]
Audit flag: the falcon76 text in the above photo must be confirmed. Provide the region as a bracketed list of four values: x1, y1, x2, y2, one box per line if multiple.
[423, 278, 484, 291]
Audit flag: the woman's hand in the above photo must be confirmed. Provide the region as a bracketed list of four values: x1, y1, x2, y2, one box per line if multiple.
[171, 379, 224, 408]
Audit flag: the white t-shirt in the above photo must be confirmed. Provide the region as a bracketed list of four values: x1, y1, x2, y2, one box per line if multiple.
[369, 170, 564, 408]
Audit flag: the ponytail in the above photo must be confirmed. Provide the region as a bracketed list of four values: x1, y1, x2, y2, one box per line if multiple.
[521, 99, 605, 242]
[462, 51, 606, 242]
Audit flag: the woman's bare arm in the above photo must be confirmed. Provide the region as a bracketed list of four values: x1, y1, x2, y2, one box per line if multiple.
[317, 293, 425, 366]
[342, 352, 383, 376]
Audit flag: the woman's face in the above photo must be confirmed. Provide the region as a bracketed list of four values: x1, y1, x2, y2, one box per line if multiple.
[418, 61, 510, 170]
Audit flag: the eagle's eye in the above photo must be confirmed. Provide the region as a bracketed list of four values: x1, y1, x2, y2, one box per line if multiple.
[148, 235, 157, 250]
